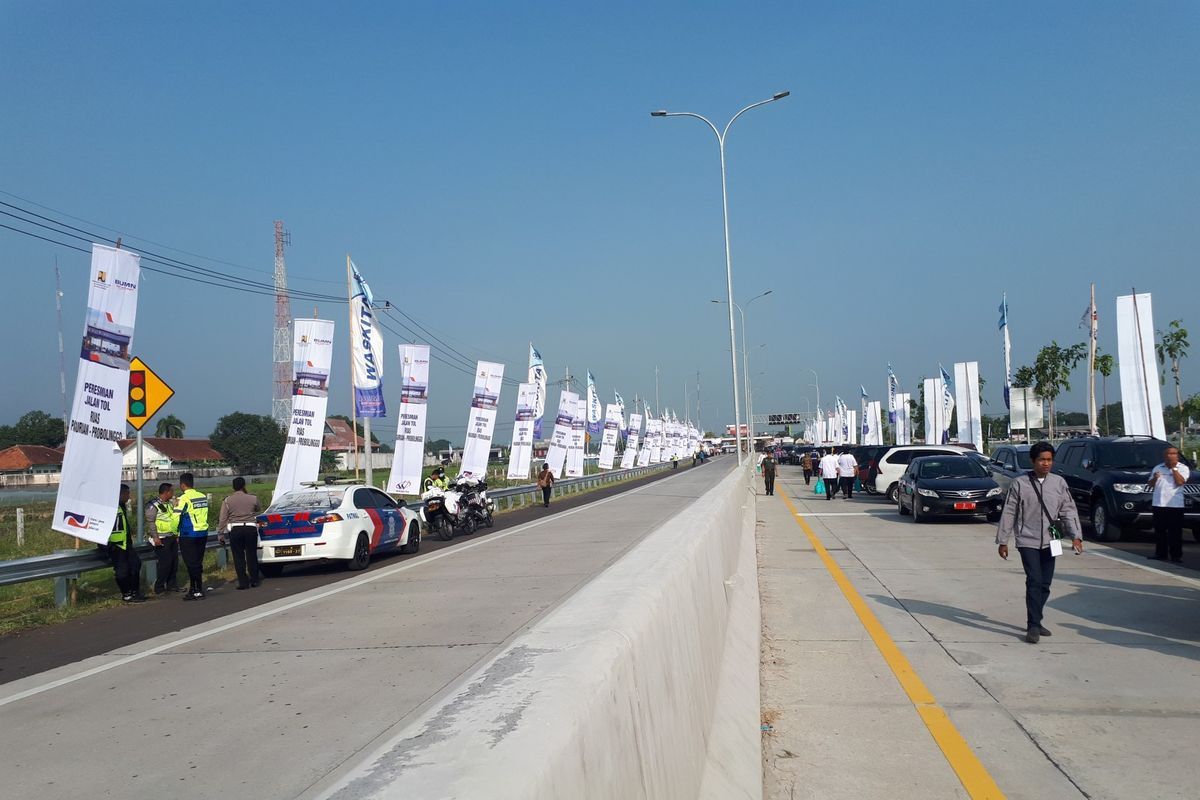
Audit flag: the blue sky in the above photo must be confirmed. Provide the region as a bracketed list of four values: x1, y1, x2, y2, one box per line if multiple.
[2, 1, 1197, 443]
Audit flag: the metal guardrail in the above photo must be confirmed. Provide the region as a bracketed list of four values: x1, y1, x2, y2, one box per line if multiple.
[0, 461, 681, 606]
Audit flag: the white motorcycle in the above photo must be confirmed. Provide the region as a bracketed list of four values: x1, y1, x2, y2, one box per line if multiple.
[454, 476, 496, 529]
[420, 479, 473, 541]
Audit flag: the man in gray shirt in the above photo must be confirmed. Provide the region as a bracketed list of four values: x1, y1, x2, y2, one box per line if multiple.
[218, 477, 262, 589]
[996, 441, 1083, 644]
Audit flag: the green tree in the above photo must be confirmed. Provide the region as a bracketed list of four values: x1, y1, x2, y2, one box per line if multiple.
[1095, 350, 1114, 435]
[154, 413, 186, 438]
[1155, 319, 1189, 448]
[425, 438, 452, 455]
[1012, 365, 1036, 388]
[1032, 342, 1087, 439]
[210, 413, 286, 473]
[910, 379, 926, 440]
[1, 410, 67, 448]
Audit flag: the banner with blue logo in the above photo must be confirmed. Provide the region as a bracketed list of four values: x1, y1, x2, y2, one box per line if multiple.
[349, 261, 386, 418]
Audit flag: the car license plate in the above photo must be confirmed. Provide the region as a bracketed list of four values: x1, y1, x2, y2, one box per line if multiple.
[274, 545, 302, 557]
[954, 502, 976, 510]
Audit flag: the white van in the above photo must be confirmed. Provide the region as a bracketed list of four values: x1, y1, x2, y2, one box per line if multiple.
[872, 445, 971, 503]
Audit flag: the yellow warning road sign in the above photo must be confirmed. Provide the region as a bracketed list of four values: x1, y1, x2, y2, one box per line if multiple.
[127, 357, 175, 430]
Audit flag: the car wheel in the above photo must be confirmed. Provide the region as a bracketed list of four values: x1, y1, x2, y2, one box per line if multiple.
[463, 516, 477, 535]
[483, 510, 494, 528]
[1091, 499, 1122, 542]
[1193, 528, 1200, 544]
[400, 522, 421, 554]
[346, 532, 371, 570]
[259, 563, 284, 578]
[435, 516, 454, 542]
[912, 500, 924, 524]
[898, 493, 911, 516]
[886, 483, 899, 504]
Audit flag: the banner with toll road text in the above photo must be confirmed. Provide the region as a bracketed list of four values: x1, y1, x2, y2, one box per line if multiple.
[567, 397, 586, 477]
[507, 382, 537, 481]
[53, 244, 141, 543]
[621, 413, 643, 469]
[598, 404, 622, 470]
[274, 319, 335, 503]
[545, 390, 577, 478]
[1116, 293, 1167, 439]
[387, 344, 430, 495]
[460, 360, 505, 478]
[349, 261, 386, 418]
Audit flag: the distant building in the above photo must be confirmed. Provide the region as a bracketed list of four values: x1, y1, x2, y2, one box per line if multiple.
[119, 438, 226, 470]
[323, 418, 359, 453]
[0, 445, 65, 475]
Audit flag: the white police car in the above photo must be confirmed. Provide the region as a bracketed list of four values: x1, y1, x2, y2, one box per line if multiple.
[257, 484, 421, 576]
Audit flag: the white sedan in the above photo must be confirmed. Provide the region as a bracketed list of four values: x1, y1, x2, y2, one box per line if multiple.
[257, 484, 421, 576]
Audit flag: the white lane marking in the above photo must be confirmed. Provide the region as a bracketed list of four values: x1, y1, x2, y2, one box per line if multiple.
[0, 469, 704, 709]
[793, 512, 873, 517]
[1086, 550, 1200, 589]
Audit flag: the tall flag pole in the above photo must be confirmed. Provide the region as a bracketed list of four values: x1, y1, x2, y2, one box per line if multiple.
[1086, 283, 1099, 436]
[529, 343, 546, 440]
[586, 370, 602, 441]
[939, 363, 956, 444]
[998, 294, 1012, 411]
[887, 364, 899, 443]
[348, 258, 385, 487]
[860, 385, 869, 440]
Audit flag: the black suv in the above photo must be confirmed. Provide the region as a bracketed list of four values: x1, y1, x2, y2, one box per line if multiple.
[1052, 436, 1200, 542]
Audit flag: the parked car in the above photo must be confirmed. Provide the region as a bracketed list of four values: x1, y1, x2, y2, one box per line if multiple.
[1052, 436, 1200, 542]
[870, 444, 973, 503]
[257, 484, 422, 576]
[979, 444, 1032, 495]
[897, 455, 1005, 522]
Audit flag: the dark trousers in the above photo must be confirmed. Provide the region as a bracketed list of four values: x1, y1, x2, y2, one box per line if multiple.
[542, 486, 552, 507]
[1153, 506, 1184, 560]
[822, 476, 836, 500]
[841, 476, 855, 498]
[109, 543, 142, 597]
[1018, 546, 1057, 629]
[229, 524, 260, 587]
[802, 468, 812, 485]
[154, 536, 179, 591]
[180, 536, 206, 593]
[763, 472, 775, 495]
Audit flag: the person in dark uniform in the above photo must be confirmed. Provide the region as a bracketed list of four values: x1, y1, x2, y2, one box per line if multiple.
[174, 473, 210, 600]
[110, 484, 145, 603]
[761, 452, 777, 496]
[218, 477, 263, 589]
[146, 482, 180, 594]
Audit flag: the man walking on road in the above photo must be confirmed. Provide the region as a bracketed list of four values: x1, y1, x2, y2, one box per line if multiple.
[837, 448, 859, 499]
[996, 441, 1083, 644]
[818, 448, 839, 501]
[174, 473, 210, 600]
[1148, 446, 1189, 563]
[800, 451, 813, 485]
[761, 452, 777, 496]
[537, 463, 555, 507]
[146, 482, 180, 594]
[219, 477, 262, 589]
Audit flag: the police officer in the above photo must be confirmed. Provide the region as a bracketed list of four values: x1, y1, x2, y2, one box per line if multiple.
[147, 482, 180, 594]
[110, 484, 145, 603]
[174, 472, 210, 600]
[430, 467, 449, 491]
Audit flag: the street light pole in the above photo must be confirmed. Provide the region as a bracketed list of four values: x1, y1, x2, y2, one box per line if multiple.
[809, 369, 821, 418]
[711, 290, 772, 455]
[654, 91, 789, 465]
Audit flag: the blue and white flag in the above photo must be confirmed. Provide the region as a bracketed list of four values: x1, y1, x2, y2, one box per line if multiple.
[939, 363, 956, 444]
[529, 343, 546, 439]
[586, 371, 602, 436]
[887, 364, 899, 426]
[998, 295, 1012, 410]
[614, 390, 627, 437]
[349, 260, 386, 418]
[860, 385, 870, 437]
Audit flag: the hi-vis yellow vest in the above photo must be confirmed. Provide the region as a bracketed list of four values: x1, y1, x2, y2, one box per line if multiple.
[109, 506, 130, 549]
[175, 489, 209, 536]
[154, 501, 179, 536]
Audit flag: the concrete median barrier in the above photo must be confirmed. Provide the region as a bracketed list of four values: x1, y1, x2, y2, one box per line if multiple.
[320, 463, 759, 800]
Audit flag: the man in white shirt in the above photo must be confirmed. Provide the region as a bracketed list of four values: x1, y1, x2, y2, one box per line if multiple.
[1148, 446, 1190, 563]
[818, 449, 840, 501]
[837, 449, 859, 499]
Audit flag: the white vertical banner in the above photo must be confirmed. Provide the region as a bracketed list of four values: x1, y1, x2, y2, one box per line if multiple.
[847, 411, 858, 445]
[1116, 293, 1167, 439]
[620, 413, 643, 469]
[598, 404, 622, 470]
[954, 361, 983, 451]
[896, 393, 912, 445]
[52, 245, 141, 542]
[507, 382, 537, 481]
[528, 344, 546, 439]
[459, 360, 505, 478]
[864, 401, 883, 445]
[648, 417, 664, 462]
[545, 390, 577, 478]
[636, 415, 653, 466]
[566, 398, 587, 477]
[923, 378, 941, 444]
[274, 319, 336, 503]
[387, 344, 430, 494]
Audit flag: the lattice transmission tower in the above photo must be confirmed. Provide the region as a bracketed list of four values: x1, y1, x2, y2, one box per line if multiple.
[272, 220, 292, 430]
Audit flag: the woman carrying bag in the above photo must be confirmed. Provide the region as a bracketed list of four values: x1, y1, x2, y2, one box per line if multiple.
[995, 441, 1083, 644]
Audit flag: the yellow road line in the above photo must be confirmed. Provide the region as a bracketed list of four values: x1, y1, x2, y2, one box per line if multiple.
[778, 487, 1006, 799]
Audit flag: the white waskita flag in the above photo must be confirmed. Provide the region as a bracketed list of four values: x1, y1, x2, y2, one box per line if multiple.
[387, 344, 430, 495]
[1116, 293, 1167, 439]
[545, 390, 577, 478]
[53, 244, 141, 543]
[846, 410, 858, 445]
[939, 365, 956, 444]
[507, 382, 537, 481]
[620, 413, 643, 469]
[566, 397, 587, 477]
[954, 361, 983, 451]
[460, 360, 505, 478]
[896, 394, 912, 445]
[923, 377, 943, 445]
[585, 371, 602, 436]
[598, 404, 622, 469]
[865, 401, 883, 446]
[529, 344, 546, 439]
[274, 319, 336, 503]
[349, 260, 385, 418]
